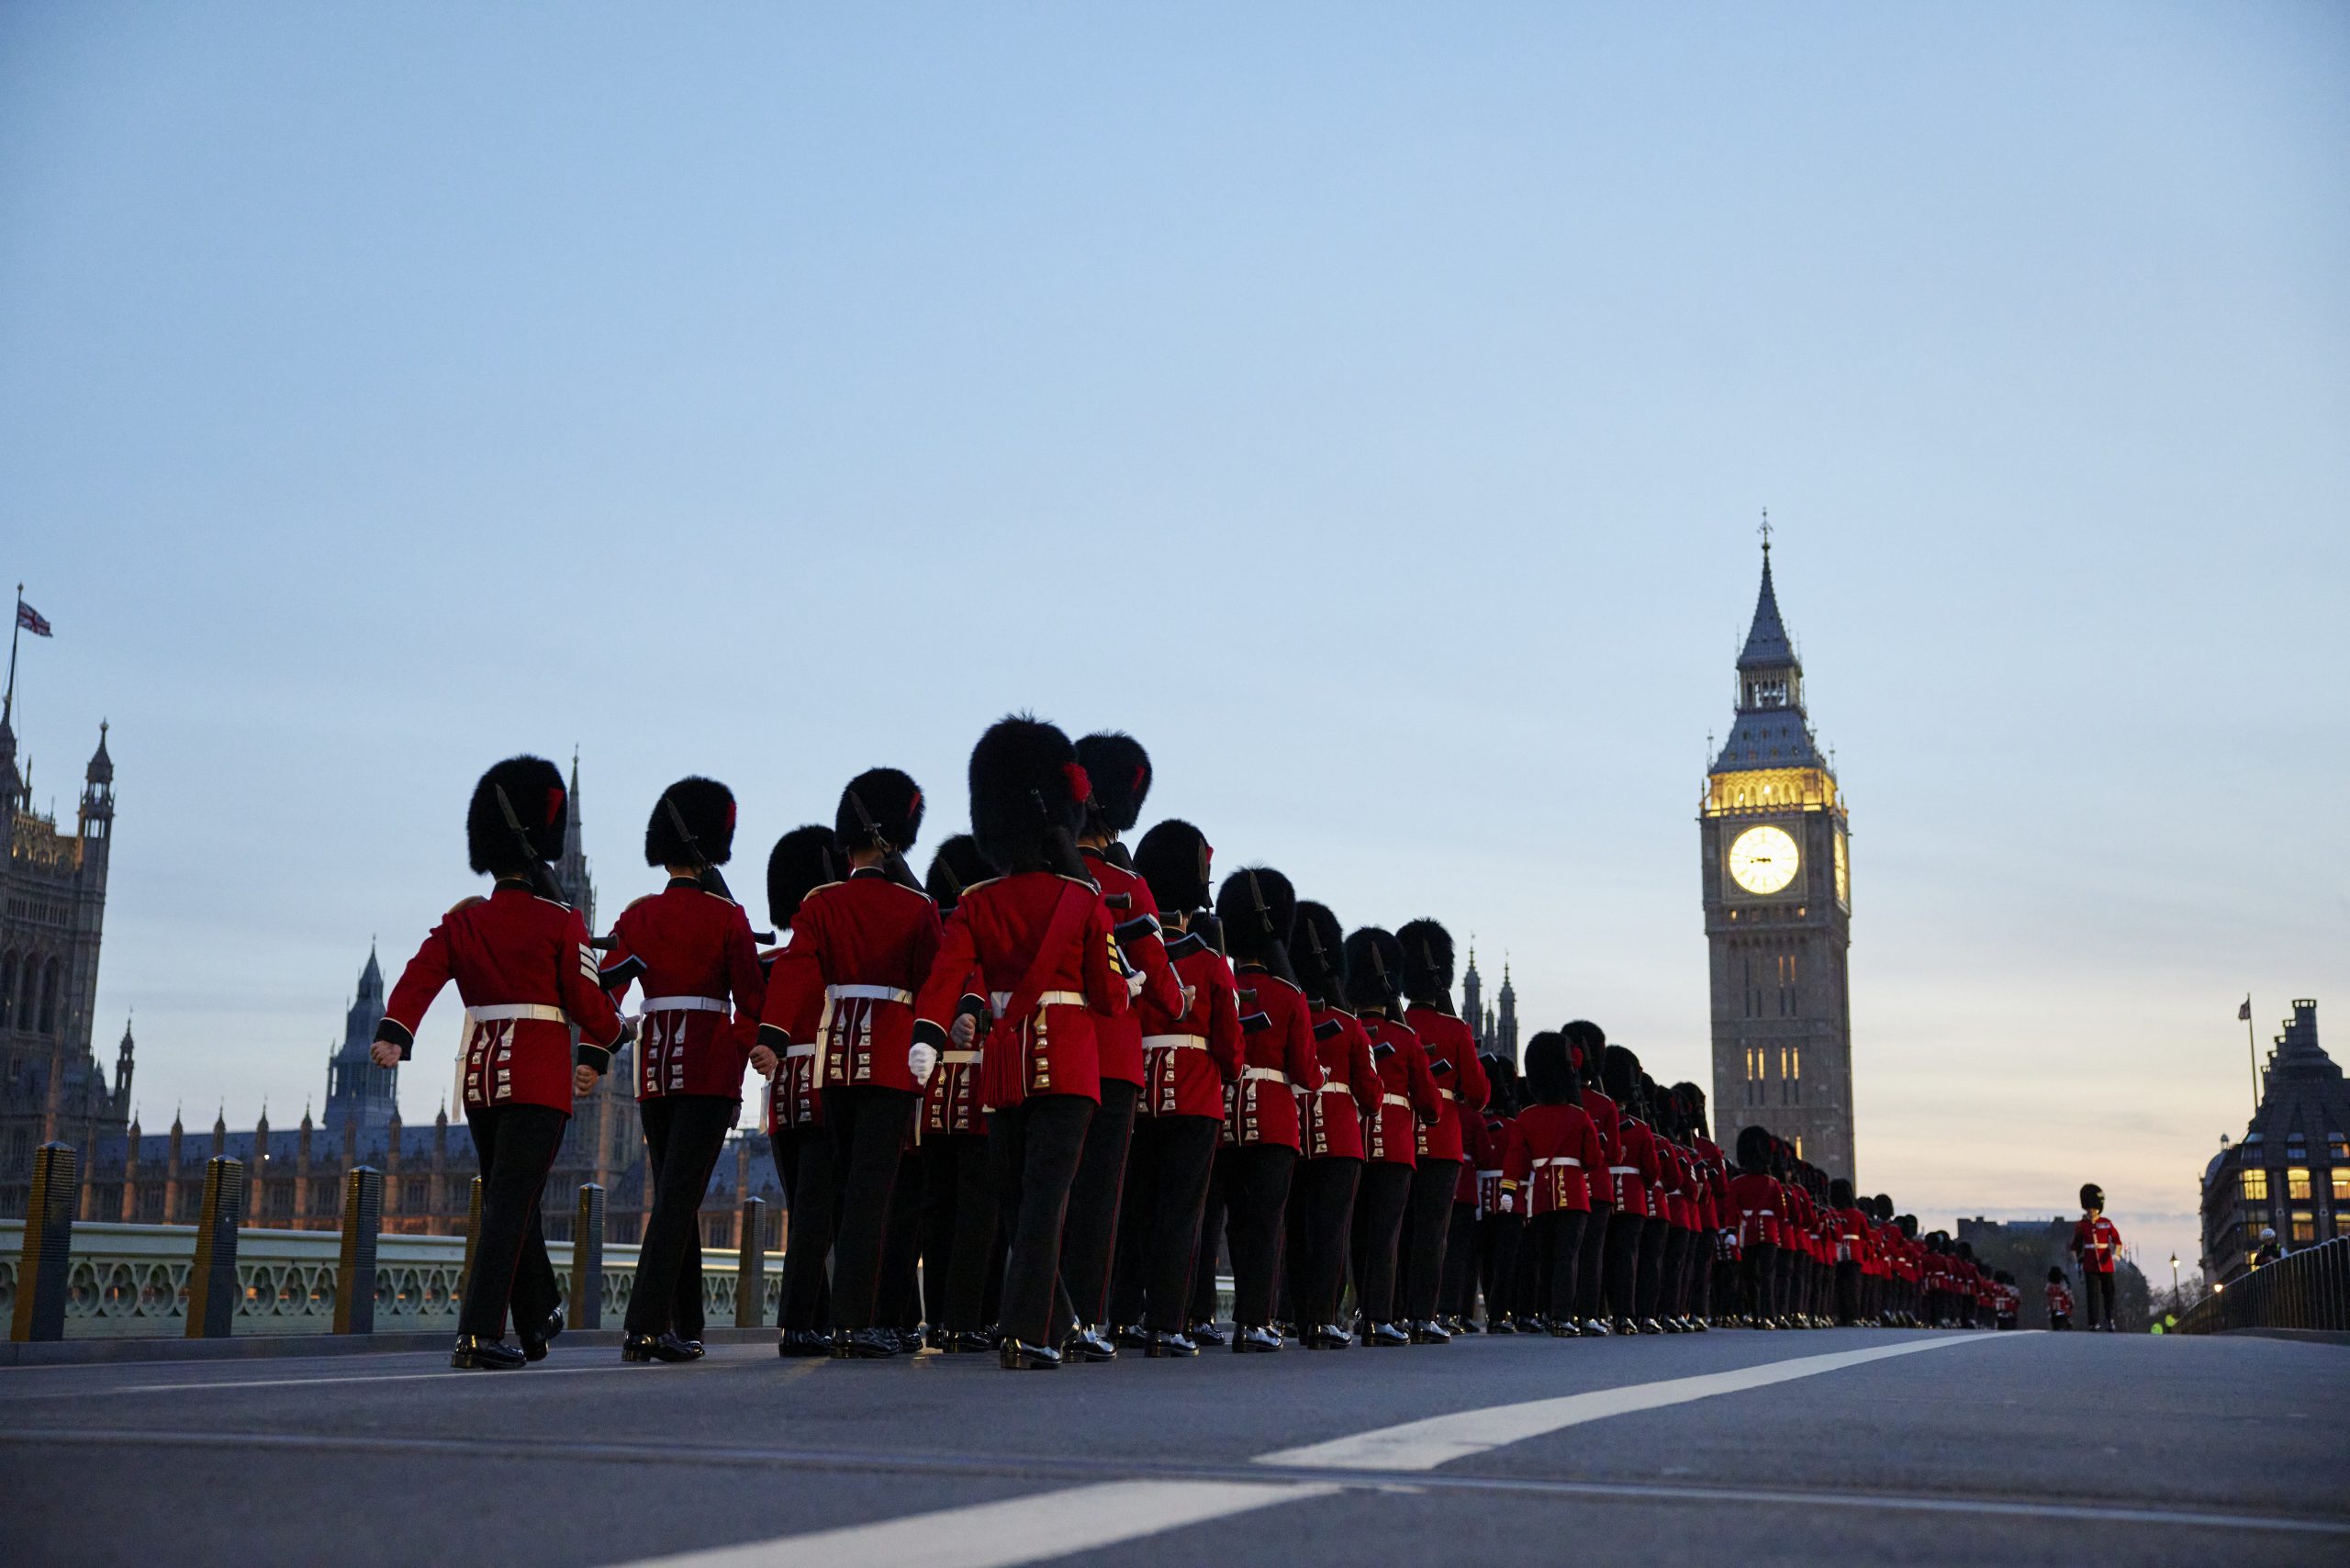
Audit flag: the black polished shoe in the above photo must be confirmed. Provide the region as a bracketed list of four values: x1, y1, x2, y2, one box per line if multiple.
[451, 1334, 528, 1371]
[1485, 1317, 1516, 1335]
[519, 1307, 563, 1362]
[1366, 1320, 1412, 1348]
[1547, 1317, 1583, 1338]
[1455, 1316, 1482, 1335]
[1409, 1318, 1452, 1344]
[831, 1327, 898, 1360]
[1187, 1319, 1226, 1349]
[1233, 1324, 1283, 1353]
[1515, 1315, 1547, 1334]
[1638, 1317, 1665, 1336]
[778, 1327, 831, 1357]
[1146, 1329, 1200, 1358]
[999, 1338, 1062, 1370]
[678, 1337, 708, 1359]
[1114, 1325, 1154, 1351]
[949, 1329, 995, 1353]
[623, 1332, 697, 1363]
[1299, 1324, 1345, 1350]
[1059, 1326, 1118, 1363]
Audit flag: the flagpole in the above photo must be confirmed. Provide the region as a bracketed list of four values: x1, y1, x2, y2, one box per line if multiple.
[2245, 995, 2261, 1116]
[4, 582, 20, 728]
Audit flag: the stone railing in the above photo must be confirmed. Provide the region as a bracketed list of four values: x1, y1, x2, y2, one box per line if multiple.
[0, 1218, 785, 1339]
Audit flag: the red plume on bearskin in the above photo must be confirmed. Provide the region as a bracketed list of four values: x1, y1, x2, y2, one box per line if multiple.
[644, 776, 737, 868]
[467, 755, 567, 876]
[968, 713, 1087, 876]
[1074, 732, 1149, 834]
[836, 767, 926, 855]
[766, 824, 843, 929]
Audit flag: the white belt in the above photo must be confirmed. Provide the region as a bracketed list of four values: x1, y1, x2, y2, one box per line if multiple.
[466, 1004, 567, 1025]
[940, 1049, 980, 1065]
[1241, 1066, 1291, 1085]
[1142, 1034, 1209, 1051]
[1475, 1168, 1503, 1180]
[1382, 1092, 1409, 1108]
[1317, 1080, 1352, 1094]
[1532, 1156, 1583, 1170]
[1609, 1164, 1639, 1175]
[641, 994, 728, 1014]
[828, 984, 913, 1005]
[991, 991, 1087, 1012]
[782, 1044, 818, 1059]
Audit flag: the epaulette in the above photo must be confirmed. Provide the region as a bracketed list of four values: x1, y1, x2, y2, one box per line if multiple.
[445, 895, 487, 916]
[622, 892, 660, 915]
[960, 874, 1005, 895]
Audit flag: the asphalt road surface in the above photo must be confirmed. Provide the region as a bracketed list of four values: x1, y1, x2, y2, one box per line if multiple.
[2, 1327, 2341, 1567]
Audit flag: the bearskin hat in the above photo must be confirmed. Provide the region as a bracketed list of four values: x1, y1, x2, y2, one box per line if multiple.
[766, 824, 842, 929]
[643, 776, 736, 868]
[1215, 867, 1295, 966]
[1871, 1193, 1894, 1221]
[2079, 1182, 2105, 1212]
[1343, 926, 1405, 1013]
[1075, 732, 1151, 836]
[2046, 1265, 2065, 1283]
[1483, 1054, 1522, 1116]
[1133, 818, 1213, 914]
[1395, 918, 1455, 1002]
[1562, 1020, 1606, 1082]
[833, 766, 923, 857]
[968, 714, 1088, 875]
[1292, 901, 1348, 1006]
[1735, 1124, 1774, 1175]
[1897, 1214, 1919, 1239]
[1829, 1177, 1854, 1208]
[1672, 1081, 1709, 1140]
[1600, 1042, 1640, 1103]
[1523, 1031, 1576, 1105]
[923, 833, 994, 914]
[467, 756, 567, 876]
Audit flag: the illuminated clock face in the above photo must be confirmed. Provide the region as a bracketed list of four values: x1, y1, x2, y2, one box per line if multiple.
[1833, 830, 1849, 905]
[1728, 824, 1799, 895]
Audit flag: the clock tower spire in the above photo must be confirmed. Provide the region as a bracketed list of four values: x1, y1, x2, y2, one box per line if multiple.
[1700, 529, 1856, 1181]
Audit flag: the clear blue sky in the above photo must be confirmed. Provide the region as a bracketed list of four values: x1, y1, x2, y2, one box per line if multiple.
[5, 3, 2344, 1271]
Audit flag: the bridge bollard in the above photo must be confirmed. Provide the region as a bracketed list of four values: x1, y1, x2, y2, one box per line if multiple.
[572, 1182, 605, 1330]
[185, 1156, 245, 1338]
[456, 1174, 485, 1311]
[9, 1143, 78, 1342]
[333, 1166, 383, 1334]
[734, 1196, 767, 1328]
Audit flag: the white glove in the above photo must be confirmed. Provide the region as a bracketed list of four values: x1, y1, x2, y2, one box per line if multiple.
[1499, 1193, 1515, 1214]
[908, 1041, 939, 1083]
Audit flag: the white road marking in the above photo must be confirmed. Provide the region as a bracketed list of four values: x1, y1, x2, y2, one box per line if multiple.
[1256, 1334, 2006, 1471]
[604, 1480, 1343, 1568]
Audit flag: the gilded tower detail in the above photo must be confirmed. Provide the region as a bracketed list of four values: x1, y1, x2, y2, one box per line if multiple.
[1700, 542, 1856, 1181]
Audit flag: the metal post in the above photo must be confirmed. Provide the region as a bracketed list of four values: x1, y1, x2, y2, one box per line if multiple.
[333, 1166, 383, 1334]
[184, 1156, 244, 1338]
[456, 1173, 485, 1312]
[9, 1142, 77, 1342]
[572, 1182, 605, 1331]
[734, 1196, 767, 1328]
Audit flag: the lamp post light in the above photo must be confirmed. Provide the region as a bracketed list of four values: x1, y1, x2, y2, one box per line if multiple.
[2170, 1252, 2180, 1314]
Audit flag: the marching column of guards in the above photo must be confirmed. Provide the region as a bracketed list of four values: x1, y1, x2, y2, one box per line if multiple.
[374, 725, 2020, 1372]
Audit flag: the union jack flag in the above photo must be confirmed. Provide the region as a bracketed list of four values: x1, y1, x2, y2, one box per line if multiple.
[15, 600, 50, 637]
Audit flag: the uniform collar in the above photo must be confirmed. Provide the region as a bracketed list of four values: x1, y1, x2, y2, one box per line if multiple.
[666, 875, 700, 890]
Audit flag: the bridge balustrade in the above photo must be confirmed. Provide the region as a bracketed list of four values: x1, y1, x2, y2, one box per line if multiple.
[2174, 1237, 2349, 1336]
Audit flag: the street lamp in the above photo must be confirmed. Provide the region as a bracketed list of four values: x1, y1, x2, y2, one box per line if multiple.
[2170, 1252, 2180, 1315]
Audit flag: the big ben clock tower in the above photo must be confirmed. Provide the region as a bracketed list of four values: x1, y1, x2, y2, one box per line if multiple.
[1701, 534, 1857, 1180]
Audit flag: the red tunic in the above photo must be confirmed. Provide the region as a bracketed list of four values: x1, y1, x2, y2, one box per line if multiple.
[1225, 967, 1323, 1150]
[1726, 1171, 1782, 1249]
[761, 870, 944, 1095]
[379, 882, 626, 1115]
[1361, 1013, 1441, 1166]
[598, 879, 766, 1102]
[913, 872, 1126, 1108]
[1135, 929, 1243, 1119]
[1303, 1005, 1381, 1161]
[1580, 1089, 1622, 1206]
[1081, 846, 1185, 1088]
[1403, 1006, 1489, 1165]
[759, 944, 827, 1133]
[2072, 1215, 2122, 1273]
[1516, 1102, 1607, 1215]
[1612, 1114, 1662, 1216]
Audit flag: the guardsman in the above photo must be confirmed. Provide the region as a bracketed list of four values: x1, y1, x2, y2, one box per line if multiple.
[1454, 1053, 1520, 1332]
[749, 825, 846, 1356]
[1514, 1031, 1607, 1333]
[1108, 819, 1241, 1355]
[1214, 867, 1321, 1352]
[912, 715, 1128, 1370]
[915, 833, 1002, 1350]
[1284, 900, 1382, 1350]
[1728, 1126, 1783, 1327]
[1599, 1045, 1662, 1334]
[1829, 1177, 1867, 1327]
[1059, 732, 1183, 1362]
[1394, 919, 1489, 1344]
[765, 767, 941, 1360]
[1676, 1083, 1732, 1327]
[2071, 1182, 2121, 1330]
[372, 756, 626, 1371]
[1563, 1021, 1619, 1335]
[1345, 925, 1441, 1347]
[597, 777, 765, 1363]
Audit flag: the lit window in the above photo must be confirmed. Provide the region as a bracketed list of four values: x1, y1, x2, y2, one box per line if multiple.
[2291, 1211, 2316, 1244]
[2333, 1169, 2349, 1204]
[1794, 1136, 1803, 1159]
[1789, 1047, 1801, 1080]
[2288, 1167, 2312, 1202]
[2241, 1169, 2269, 1202]
[2331, 1134, 2347, 1162]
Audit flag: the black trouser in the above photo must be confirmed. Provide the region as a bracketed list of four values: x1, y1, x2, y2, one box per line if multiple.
[1191, 1146, 1234, 1323]
[1441, 1203, 1481, 1319]
[1744, 1241, 1778, 1319]
[1577, 1201, 1614, 1321]
[1058, 1079, 1138, 1328]
[1223, 1143, 1296, 1328]
[990, 1093, 1093, 1347]
[1351, 1160, 1414, 1324]
[1514, 1211, 1543, 1318]
[1397, 1157, 1460, 1322]
[1532, 1208, 1589, 1320]
[1834, 1260, 1862, 1325]
[1111, 1113, 1220, 1333]
[1635, 1216, 1669, 1320]
[878, 1146, 925, 1330]
[459, 1103, 567, 1340]
[626, 1093, 736, 1339]
[778, 1126, 836, 1331]
[1603, 1208, 1645, 1319]
[1285, 1155, 1360, 1330]
[1658, 1226, 1691, 1321]
[821, 1085, 916, 1331]
[2082, 1270, 2115, 1328]
[1713, 1254, 1740, 1321]
[920, 1131, 997, 1333]
[1480, 1213, 1523, 1324]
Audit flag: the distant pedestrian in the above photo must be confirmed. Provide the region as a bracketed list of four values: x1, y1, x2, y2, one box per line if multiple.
[2045, 1266, 2073, 1329]
[2070, 1183, 2121, 1330]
